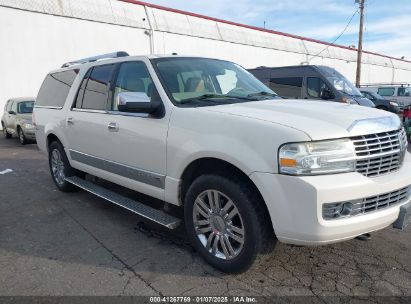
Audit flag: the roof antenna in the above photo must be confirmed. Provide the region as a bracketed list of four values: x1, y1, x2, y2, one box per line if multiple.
[172, 52, 178, 55]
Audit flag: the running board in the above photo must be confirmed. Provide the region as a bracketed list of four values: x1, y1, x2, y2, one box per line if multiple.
[65, 176, 181, 229]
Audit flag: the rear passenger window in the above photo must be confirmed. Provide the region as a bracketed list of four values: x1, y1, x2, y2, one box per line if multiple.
[378, 87, 395, 97]
[112, 62, 154, 110]
[81, 64, 115, 110]
[36, 69, 79, 108]
[269, 77, 303, 98]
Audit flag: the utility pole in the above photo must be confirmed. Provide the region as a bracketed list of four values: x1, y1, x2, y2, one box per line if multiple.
[355, 0, 365, 87]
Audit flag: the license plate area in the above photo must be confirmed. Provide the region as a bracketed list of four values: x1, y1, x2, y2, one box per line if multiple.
[393, 202, 411, 230]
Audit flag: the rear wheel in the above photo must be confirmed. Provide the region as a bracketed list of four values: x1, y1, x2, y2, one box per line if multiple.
[184, 174, 274, 273]
[18, 128, 27, 145]
[2, 123, 11, 139]
[48, 141, 78, 192]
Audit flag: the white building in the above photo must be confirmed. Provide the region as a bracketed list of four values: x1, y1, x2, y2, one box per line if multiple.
[1, 0, 411, 118]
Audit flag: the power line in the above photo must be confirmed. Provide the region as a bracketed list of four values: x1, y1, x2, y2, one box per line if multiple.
[307, 9, 359, 62]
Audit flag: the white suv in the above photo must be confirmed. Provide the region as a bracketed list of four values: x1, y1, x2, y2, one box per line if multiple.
[34, 52, 411, 273]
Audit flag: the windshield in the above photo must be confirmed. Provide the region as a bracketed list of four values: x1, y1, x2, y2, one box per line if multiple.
[327, 76, 362, 97]
[152, 58, 278, 105]
[17, 101, 35, 113]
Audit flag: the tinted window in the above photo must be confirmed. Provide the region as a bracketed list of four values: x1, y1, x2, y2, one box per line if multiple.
[378, 87, 395, 97]
[81, 64, 115, 110]
[17, 101, 35, 113]
[269, 77, 303, 98]
[307, 77, 329, 98]
[74, 69, 92, 109]
[36, 69, 79, 108]
[113, 62, 154, 110]
[398, 87, 411, 97]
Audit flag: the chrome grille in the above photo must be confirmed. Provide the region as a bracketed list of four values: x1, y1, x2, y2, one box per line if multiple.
[351, 128, 408, 177]
[357, 187, 410, 214]
[323, 186, 411, 220]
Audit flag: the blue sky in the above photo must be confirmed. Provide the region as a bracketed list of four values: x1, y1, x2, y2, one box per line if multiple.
[147, 0, 411, 60]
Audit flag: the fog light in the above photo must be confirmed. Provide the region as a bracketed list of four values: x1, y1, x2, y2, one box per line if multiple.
[323, 201, 354, 220]
[340, 202, 353, 216]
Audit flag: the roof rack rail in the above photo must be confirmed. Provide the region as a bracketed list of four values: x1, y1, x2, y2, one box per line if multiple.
[61, 51, 129, 68]
[360, 82, 411, 87]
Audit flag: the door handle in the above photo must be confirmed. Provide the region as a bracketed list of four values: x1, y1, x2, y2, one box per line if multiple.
[107, 122, 119, 132]
[67, 117, 74, 125]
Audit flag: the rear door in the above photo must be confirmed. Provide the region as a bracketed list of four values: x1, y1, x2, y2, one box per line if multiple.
[65, 63, 116, 159]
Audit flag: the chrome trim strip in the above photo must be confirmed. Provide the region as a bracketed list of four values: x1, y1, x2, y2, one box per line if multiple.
[69, 150, 165, 189]
[34, 105, 62, 109]
[347, 116, 402, 136]
[71, 108, 107, 114]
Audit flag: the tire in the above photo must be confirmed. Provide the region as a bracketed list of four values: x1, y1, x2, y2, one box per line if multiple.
[48, 141, 78, 192]
[18, 128, 27, 145]
[2, 123, 11, 139]
[184, 174, 274, 273]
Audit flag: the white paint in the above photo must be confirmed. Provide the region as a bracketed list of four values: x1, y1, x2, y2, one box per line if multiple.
[0, 169, 13, 175]
[0, 0, 410, 121]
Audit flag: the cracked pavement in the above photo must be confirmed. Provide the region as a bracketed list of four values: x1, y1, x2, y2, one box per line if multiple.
[0, 137, 410, 298]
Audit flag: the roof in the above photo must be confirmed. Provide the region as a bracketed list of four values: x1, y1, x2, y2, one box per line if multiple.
[120, 0, 411, 64]
[9, 97, 36, 102]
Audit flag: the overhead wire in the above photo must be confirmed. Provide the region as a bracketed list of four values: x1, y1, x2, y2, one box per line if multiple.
[307, 8, 359, 62]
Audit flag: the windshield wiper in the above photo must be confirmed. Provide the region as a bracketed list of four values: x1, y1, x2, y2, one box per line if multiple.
[179, 94, 230, 104]
[247, 91, 279, 99]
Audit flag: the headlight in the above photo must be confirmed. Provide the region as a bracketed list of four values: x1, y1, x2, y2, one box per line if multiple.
[389, 101, 399, 107]
[23, 123, 34, 129]
[279, 139, 356, 175]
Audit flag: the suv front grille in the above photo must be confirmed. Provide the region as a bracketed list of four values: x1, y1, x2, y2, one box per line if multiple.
[351, 128, 408, 177]
[323, 186, 411, 220]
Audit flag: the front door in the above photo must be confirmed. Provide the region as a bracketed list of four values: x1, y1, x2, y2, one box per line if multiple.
[66, 60, 168, 199]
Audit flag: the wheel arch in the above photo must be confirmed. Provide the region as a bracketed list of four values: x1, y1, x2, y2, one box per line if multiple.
[179, 157, 274, 232]
[46, 133, 62, 152]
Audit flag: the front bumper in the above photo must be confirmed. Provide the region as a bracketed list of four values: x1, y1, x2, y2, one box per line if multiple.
[250, 152, 411, 245]
[22, 128, 36, 140]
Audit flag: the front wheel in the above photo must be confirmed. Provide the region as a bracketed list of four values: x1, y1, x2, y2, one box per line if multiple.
[18, 128, 27, 145]
[184, 174, 274, 273]
[48, 141, 78, 192]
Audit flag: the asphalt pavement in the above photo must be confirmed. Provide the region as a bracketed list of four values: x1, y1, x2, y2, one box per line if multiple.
[0, 137, 410, 298]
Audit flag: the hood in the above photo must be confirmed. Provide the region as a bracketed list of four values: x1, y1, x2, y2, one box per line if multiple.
[17, 113, 33, 122]
[353, 96, 375, 107]
[199, 99, 400, 140]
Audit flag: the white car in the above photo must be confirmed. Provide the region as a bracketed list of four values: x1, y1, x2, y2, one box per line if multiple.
[360, 85, 411, 109]
[34, 52, 411, 273]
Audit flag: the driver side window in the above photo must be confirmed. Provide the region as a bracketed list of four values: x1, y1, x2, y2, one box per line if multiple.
[307, 77, 328, 98]
[112, 61, 154, 110]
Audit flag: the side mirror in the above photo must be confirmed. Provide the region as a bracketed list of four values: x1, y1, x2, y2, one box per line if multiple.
[320, 88, 334, 100]
[117, 92, 159, 114]
[8, 110, 16, 115]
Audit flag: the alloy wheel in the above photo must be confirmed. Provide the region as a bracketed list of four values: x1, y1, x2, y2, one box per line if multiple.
[51, 149, 65, 185]
[193, 190, 245, 260]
